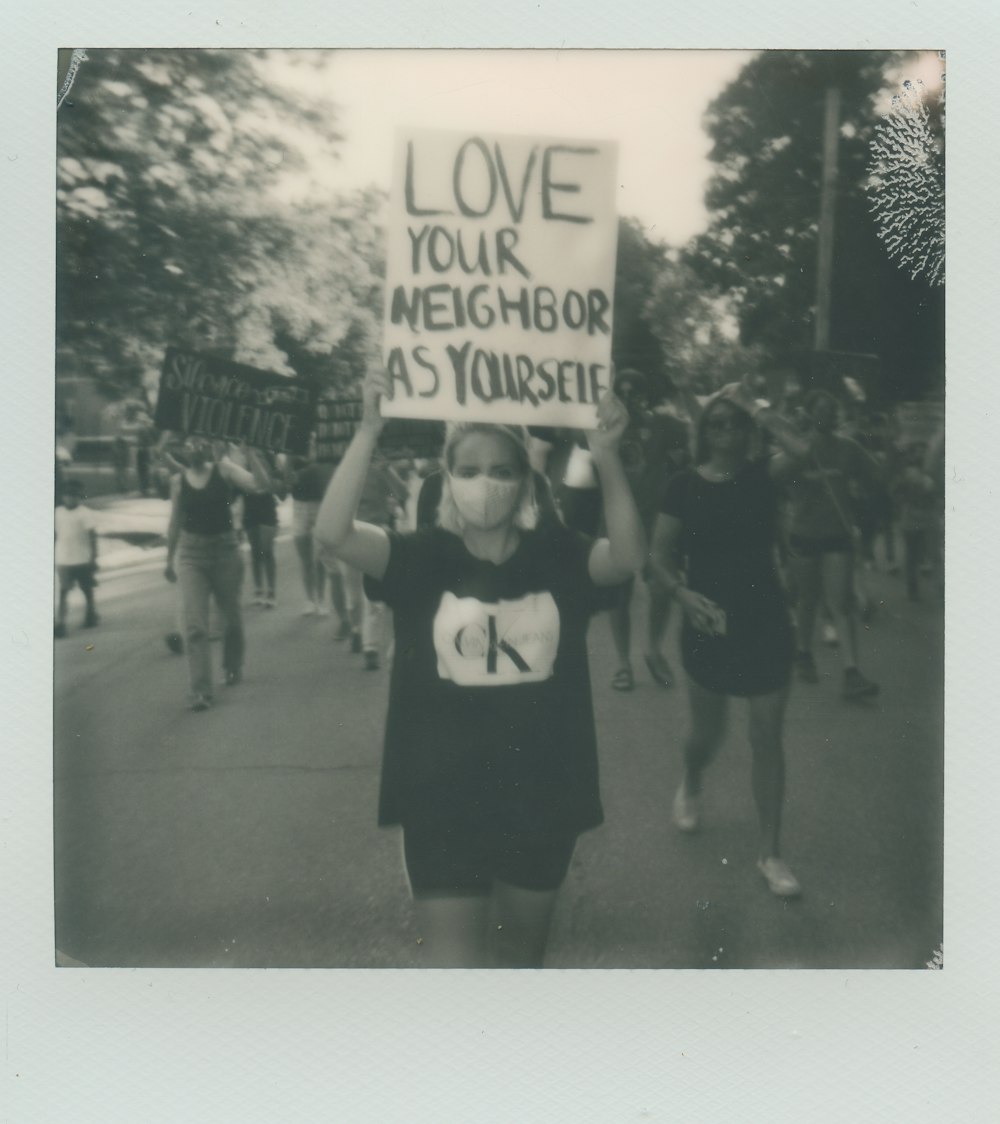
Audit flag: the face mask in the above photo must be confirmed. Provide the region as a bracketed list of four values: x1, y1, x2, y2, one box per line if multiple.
[447, 475, 521, 528]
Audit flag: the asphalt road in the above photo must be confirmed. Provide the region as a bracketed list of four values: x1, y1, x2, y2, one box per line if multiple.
[53, 540, 943, 968]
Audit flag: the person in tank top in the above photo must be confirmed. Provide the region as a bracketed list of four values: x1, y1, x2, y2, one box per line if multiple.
[164, 438, 272, 711]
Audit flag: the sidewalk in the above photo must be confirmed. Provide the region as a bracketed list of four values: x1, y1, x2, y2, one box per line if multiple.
[84, 493, 295, 577]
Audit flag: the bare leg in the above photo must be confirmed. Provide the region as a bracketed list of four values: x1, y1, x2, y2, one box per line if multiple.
[682, 677, 729, 795]
[412, 896, 490, 968]
[746, 686, 790, 860]
[314, 551, 327, 608]
[259, 524, 277, 598]
[246, 525, 264, 594]
[294, 535, 315, 603]
[792, 554, 822, 654]
[821, 552, 860, 668]
[646, 579, 671, 660]
[490, 881, 561, 968]
[56, 584, 70, 629]
[328, 562, 347, 624]
[609, 581, 634, 681]
[82, 584, 98, 625]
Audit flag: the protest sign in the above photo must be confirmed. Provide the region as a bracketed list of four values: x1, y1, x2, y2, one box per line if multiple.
[154, 348, 315, 455]
[315, 398, 443, 464]
[382, 129, 619, 428]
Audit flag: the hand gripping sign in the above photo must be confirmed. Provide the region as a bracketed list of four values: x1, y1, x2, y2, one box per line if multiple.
[382, 129, 619, 429]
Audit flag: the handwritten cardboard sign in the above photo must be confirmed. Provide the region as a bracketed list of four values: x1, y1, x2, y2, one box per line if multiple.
[154, 348, 315, 455]
[382, 129, 619, 428]
[315, 399, 443, 464]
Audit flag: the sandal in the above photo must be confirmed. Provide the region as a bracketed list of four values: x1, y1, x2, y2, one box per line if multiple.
[644, 653, 675, 688]
[611, 667, 634, 692]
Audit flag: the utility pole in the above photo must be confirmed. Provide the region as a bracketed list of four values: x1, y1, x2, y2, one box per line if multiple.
[814, 84, 841, 352]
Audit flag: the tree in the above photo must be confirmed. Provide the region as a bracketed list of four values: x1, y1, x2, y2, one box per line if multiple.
[643, 256, 764, 397]
[227, 189, 386, 388]
[611, 217, 671, 388]
[687, 50, 944, 402]
[56, 49, 344, 398]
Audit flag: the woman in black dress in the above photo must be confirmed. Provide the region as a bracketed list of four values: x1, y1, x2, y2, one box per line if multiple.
[648, 380, 810, 897]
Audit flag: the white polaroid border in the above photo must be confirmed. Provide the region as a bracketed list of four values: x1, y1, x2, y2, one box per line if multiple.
[5, 2, 997, 1121]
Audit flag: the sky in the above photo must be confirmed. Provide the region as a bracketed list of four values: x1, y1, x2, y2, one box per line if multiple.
[263, 49, 756, 246]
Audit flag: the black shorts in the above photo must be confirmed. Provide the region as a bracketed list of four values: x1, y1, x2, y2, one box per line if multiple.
[57, 563, 95, 592]
[788, 534, 854, 558]
[403, 823, 578, 898]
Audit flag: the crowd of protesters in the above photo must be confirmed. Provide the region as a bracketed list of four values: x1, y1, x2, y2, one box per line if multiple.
[53, 364, 944, 966]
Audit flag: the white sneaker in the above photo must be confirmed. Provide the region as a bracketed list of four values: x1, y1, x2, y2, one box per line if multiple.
[301, 602, 317, 616]
[822, 623, 839, 646]
[316, 604, 331, 617]
[672, 784, 699, 833]
[757, 857, 801, 897]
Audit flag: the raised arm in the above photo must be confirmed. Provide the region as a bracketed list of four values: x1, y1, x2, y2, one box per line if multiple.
[720, 376, 813, 465]
[584, 391, 647, 585]
[313, 370, 393, 580]
[217, 445, 272, 493]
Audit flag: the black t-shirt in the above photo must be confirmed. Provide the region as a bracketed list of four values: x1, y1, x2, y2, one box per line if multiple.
[367, 524, 606, 836]
[660, 461, 793, 696]
[659, 460, 786, 622]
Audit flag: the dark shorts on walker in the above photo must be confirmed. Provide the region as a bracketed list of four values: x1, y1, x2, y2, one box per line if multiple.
[57, 564, 95, 592]
[403, 823, 578, 898]
[682, 605, 794, 698]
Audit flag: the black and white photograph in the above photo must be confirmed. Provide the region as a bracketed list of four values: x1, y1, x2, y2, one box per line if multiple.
[8, 5, 998, 1117]
[52, 46, 945, 971]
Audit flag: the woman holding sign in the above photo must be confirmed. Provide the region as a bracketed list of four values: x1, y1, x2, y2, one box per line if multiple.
[314, 369, 645, 968]
[648, 379, 811, 898]
[164, 438, 272, 711]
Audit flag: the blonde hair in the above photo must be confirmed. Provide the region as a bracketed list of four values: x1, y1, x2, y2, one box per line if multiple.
[436, 422, 539, 535]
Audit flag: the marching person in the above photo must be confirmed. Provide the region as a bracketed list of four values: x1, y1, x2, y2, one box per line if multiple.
[54, 479, 99, 638]
[604, 369, 692, 692]
[314, 368, 645, 967]
[288, 452, 334, 617]
[772, 390, 883, 700]
[648, 377, 811, 898]
[890, 442, 939, 604]
[349, 452, 410, 670]
[164, 438, 271, 711]
[241, 451, 283, 609]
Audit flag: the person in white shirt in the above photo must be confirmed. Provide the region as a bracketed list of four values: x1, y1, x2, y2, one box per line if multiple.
[54, 479, 98, 638]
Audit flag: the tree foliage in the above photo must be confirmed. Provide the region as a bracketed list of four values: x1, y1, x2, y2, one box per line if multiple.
[687, 50, 945, 401]
[56, 49, 382, 402]
[612, 217, 762, 400]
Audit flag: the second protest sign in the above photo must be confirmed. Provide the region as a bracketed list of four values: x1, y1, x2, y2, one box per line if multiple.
[382, 129, 619, 428]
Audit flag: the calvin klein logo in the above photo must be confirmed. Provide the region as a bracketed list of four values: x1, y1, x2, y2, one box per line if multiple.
[434, 591, 560, 686]
[454, 613, 532, 673]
